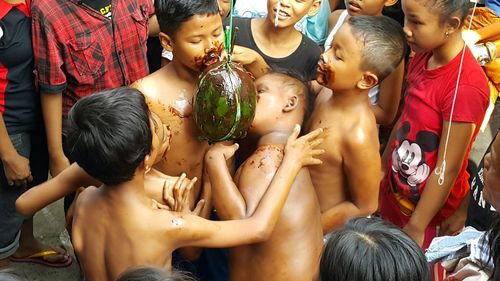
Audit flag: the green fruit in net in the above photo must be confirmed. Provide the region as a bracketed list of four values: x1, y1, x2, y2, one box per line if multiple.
[194, 61, 256, 142]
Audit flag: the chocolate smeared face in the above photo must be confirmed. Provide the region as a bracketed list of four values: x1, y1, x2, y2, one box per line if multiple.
[194, 61, 257, 142]
[194, 41, 225, 71]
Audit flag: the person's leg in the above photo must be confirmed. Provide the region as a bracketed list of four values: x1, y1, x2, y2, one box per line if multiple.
[8, 129, 71, 266]
[0, 133, 32, 268]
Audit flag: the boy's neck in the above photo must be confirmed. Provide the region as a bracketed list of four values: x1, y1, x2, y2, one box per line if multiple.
[429, 34, 465, 69]
[328, 88, 371, 108]
[101, 174, 150, 205]
[258, 130, 293, 147]
[256, 18, 300, 44]
[170, 59, 200, 85]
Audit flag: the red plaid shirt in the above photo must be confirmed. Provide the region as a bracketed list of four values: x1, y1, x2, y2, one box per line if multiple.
[31, 0, 153, 117]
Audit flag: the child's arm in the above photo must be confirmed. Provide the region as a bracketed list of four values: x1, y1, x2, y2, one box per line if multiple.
[320, 130, 380, 234]
[231, 45, 270, 78]
[15, 163, 98, 216]
[170, 126, 325, 248]
[371, 61, 404, 126]
[439, 191, 469, 236]
[403, 122, 475, 246]
[205, 143, 247, 219]
[0, 115, 32, 186]
[462, 22, 500, 46]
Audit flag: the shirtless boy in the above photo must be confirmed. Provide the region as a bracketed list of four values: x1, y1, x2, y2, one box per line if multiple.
[308, 16, 406, 234]
[132, 0, 269, 207]
[65, 87, 324, 281]
[206, 73, 323, 281]
[15, 111, 177, 217]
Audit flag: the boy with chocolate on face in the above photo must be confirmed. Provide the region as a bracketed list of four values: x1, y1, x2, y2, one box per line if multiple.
[132, 0, 268, 208]
[206, 72, 324, 281]
[307, 16, 406, 234]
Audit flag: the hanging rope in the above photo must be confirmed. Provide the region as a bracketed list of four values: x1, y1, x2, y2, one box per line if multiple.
[434, 0, 478, 185]
[224, 0, 235, 62]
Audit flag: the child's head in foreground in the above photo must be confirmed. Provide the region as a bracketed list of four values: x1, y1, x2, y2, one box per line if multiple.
[66, 87, 168, 186]
[317, 15, 406, 92]
[267, 0, 321, 29]
[345, 0, 399, 16]
[320, 217, 431, 281]
[401, 0, 469, 53]
[250, 71, 313, 136]
[116, 266, 197, 281]
[155, 0, 224, 72]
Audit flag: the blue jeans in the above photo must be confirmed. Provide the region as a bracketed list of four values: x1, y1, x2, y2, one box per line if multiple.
[0, 129, 48, 259]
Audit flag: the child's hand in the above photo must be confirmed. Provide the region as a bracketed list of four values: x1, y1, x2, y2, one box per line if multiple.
[206, 143, 239, 162]
[2, 152, 33, 186]
[231, 46, 269, 78]
[403, 224, 424, 247]
[170, 173, 205, 215]
[284, 125, 325, 167]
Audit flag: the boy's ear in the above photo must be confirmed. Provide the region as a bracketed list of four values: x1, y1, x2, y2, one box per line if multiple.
[384, 0, 398, 7]
[159, 32, 174, 52]
[357, 72, 379, 90]
[307, 0, 321, 17]
[446, 15, 462, 34]
[143, 154, 153, 173]
[283, 95, 299, 112]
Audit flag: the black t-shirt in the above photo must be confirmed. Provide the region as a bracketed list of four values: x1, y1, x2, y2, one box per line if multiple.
[466, 133, 498, 231]
[232, 17, 321, 81]
[84, 0, 111, 18]
[0, 4, 39, 134]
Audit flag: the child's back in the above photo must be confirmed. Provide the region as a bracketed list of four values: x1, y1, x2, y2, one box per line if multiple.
[72, 185, 175, 280]
[230, 148, 322, 281]
[207, 73, 323, 281]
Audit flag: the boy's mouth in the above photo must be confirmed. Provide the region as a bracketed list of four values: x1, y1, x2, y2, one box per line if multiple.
[316, 63, 334, 86]
[273, 8, 291, 19]
[347, 1, 361, 12]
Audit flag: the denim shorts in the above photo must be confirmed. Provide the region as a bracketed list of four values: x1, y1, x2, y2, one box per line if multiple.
[0, 129, 48, 258]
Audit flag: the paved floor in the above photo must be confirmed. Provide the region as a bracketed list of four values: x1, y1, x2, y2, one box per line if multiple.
[5, 100, 500, 281]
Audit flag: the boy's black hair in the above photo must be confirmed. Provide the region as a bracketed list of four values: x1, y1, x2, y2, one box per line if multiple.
[66, 87, 152, 186]
[320, 217, 431, 281]
[155, 0, 220, 36]
[116, 266, 197, 281]
[348, 15, 407, 82]
[419, 0, 470, 24]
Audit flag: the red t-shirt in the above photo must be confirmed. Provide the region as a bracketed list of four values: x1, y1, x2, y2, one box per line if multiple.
[382, 47, 489, 225]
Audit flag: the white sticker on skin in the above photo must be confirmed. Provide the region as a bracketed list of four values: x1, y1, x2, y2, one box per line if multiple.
[171, 217, 185, 227]
[172, 90, 193, 118]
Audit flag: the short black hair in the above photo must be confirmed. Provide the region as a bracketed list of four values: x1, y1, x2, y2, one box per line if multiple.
[348, 15, 407, 82]
[66, 87, 152, 186]
[320, 217, 431, 281]
[116, 267, 197, 281]
[419, 0, 470, 24]
[155, 0, 220, 36]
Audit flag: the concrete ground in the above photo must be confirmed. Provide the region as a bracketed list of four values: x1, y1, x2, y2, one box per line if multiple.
[4, 101, 500, 281]
[6, 199, 80, 281]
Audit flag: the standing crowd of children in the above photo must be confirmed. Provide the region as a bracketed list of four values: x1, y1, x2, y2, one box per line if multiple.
[1, 0, 499, 280]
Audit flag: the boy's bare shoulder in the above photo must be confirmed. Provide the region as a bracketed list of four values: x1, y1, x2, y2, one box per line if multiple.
[241, 146, 284, 176]
[341, 117, 379, 152]
[131, 66, 178, 100]
[328, 9, 346, 31]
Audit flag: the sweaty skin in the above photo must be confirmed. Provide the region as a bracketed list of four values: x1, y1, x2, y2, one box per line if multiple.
[230, 146, 322, 281]
[133, 66, 208, 207]
[207, 73, 323, 281]
[307, 88, 380, 234]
